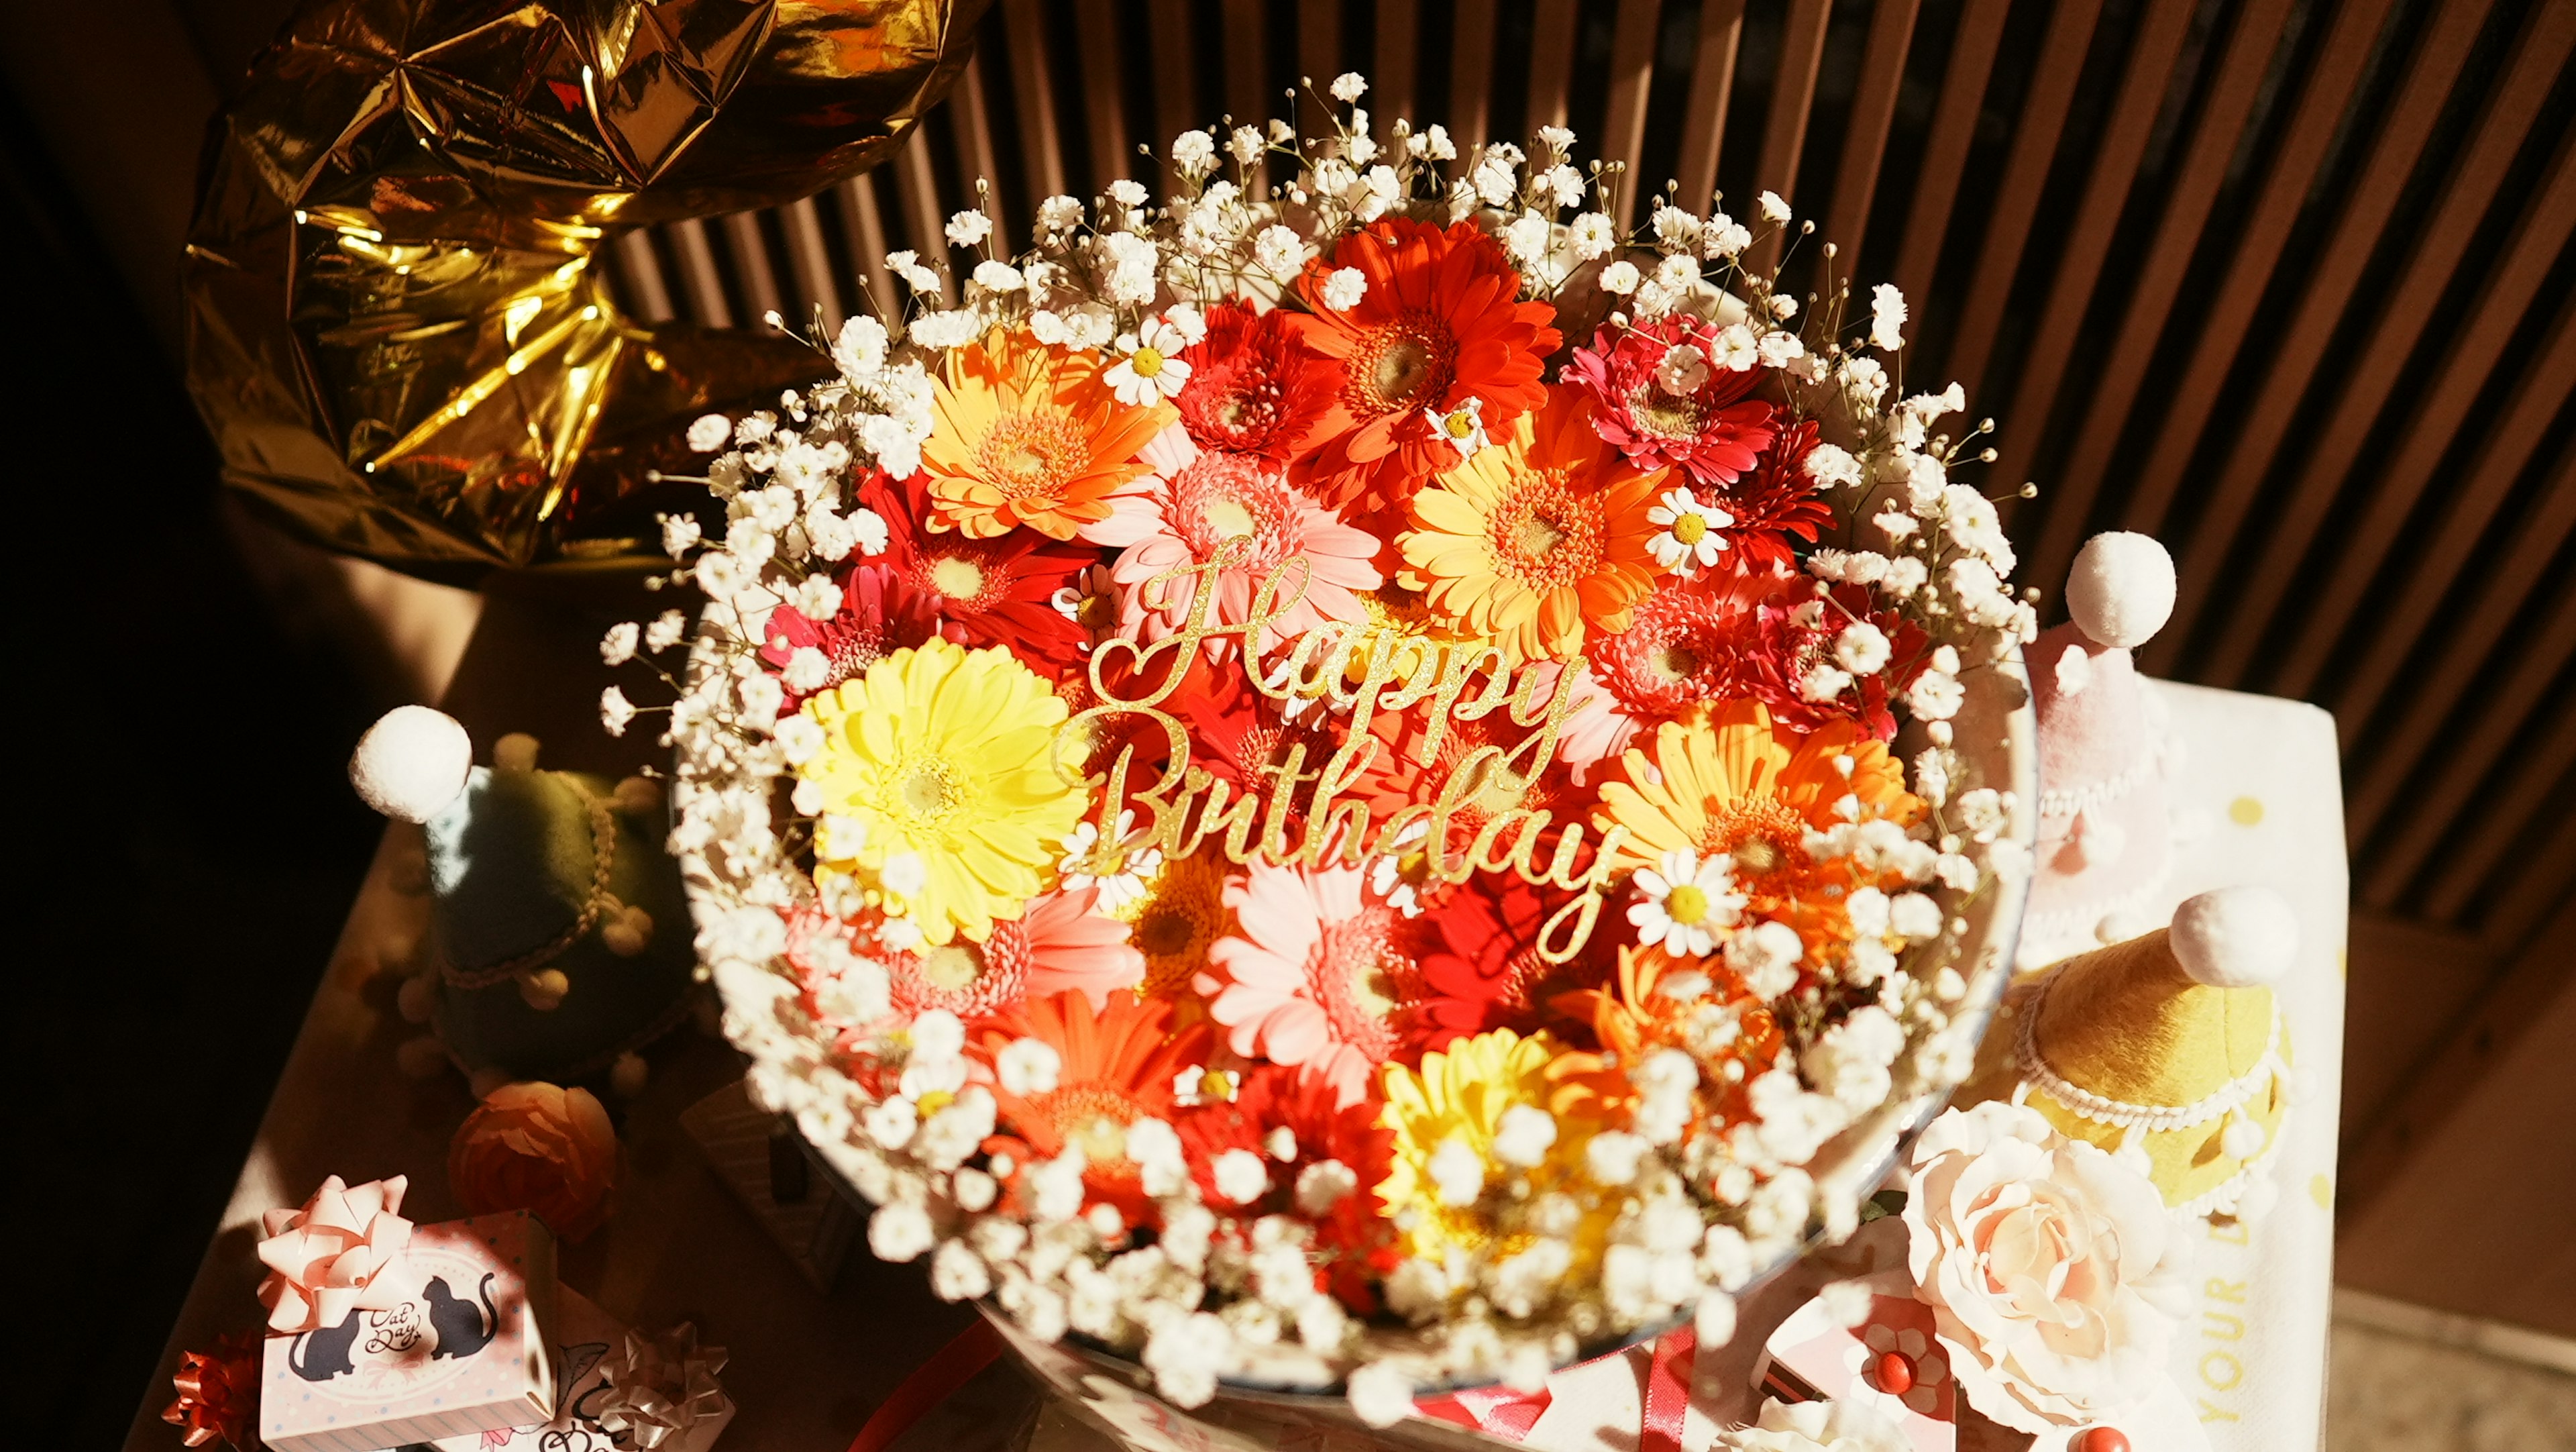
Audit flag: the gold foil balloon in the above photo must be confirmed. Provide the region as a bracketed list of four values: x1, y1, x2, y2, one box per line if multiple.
[184, 0, 990, 574]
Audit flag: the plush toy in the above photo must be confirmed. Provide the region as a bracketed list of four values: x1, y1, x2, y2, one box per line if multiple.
[2019, 531, 2180, 969]
[350, 706, 696, 1092]
[1959, 885, 2298, 1218]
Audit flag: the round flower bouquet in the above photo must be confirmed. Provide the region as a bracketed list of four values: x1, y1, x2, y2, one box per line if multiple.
[620, 74, 2039, 1435]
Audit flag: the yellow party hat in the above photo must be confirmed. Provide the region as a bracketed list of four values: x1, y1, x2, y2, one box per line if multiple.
[1961, 886, 2298, 1216]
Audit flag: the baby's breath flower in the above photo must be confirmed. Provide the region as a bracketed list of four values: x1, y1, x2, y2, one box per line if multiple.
[599, 621, 639, 666]
[685, 413, 731, 452]
[1170, 129, 1216, 177]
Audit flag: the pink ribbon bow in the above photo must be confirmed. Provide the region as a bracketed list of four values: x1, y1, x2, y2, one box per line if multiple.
[254, 1174, 415, 1333]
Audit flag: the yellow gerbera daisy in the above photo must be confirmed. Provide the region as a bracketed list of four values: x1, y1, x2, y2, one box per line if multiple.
[798, 636, 1087, 945]
[1591, 698, 1923, 957]
[1395, 386, 1666, 660]
[920, 327, 1175, 540]
[1377, 1028, 1609, 1267]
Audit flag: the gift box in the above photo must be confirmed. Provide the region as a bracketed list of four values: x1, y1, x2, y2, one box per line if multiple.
[403, 1288, 735, 1452]
[260, 1212, 556, 1452]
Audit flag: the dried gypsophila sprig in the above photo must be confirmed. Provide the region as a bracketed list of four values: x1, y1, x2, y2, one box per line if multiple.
[597, 73, 2037, 1424]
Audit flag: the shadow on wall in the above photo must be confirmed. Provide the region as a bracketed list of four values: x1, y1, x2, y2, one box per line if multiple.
[0, 75, 387, 1443]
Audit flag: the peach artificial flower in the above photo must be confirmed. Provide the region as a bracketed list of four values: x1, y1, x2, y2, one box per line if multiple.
[254, 1173, 414, 1333]
[448, 1082, 619, 1241]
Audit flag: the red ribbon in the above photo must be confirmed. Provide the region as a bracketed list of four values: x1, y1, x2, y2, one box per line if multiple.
[845, 1318, 1003, 1452]
[1640, 1325, 1697, 1452]
[1416, 1325, 1699, 1447]
[1415, 1382, 1552, 1438]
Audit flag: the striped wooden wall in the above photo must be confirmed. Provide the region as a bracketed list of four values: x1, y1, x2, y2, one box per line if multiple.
[602, 0, 2575, 1249]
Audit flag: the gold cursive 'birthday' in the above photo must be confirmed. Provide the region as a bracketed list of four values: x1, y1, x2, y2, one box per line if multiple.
[1055, 556, 1630, 962]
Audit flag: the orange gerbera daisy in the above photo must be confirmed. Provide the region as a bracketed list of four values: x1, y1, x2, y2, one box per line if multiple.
[1591, 700, 1923, 957]
[975, 990, 1211, 1226]
[920, 327, 1175, 540]
[1548, 943, 1784, 1133]
[1287, 218, 1560, 515]
[1397, 388, 1667, 661]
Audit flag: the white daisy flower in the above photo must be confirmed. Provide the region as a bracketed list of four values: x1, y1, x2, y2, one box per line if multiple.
[1424, 395, 1491, 459]
[1646, 488, 1735, 575]
[1171, 1065, 1239, 1107]
[1627, 849, 1746, 957]
[1056, 813, 1163, 911]
[1102, 316, 1194, 406]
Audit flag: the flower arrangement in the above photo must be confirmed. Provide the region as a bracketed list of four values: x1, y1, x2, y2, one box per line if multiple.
[608, 74, 2039, 1422]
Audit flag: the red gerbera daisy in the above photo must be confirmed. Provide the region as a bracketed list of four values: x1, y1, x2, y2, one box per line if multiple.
[1173, 301, 1336, 460]
[1732, 576, 1930, 742]
[1709, 417, 1835, 572]
[759, 562, 940, 709]
[973, 990, 1211, 1227]
[1353, 673, 1588, 885]
[1181, 685, 1346, 797]
[1286, 218, 1560, 515]
[859, 470, 1095, 673]
[1566, 316, 1778, 488]
[1409, 872, 1598, 1043]
[1174, 1064, 1399, 1311]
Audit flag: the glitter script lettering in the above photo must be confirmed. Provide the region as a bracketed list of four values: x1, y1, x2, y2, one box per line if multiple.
[1059, 554, 1627, 962]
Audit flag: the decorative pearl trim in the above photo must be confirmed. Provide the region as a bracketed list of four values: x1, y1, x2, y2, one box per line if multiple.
[2035, 750, 2162, 820]
[2172, 1119, 2286, 1220]
[2013, 963, 2285, 1133]
[2018, 855, 2174, 947]
[442, 786, 621, 990]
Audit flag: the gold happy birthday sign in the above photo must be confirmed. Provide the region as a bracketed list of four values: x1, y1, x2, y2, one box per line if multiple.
[1056, 553, 1630, 962]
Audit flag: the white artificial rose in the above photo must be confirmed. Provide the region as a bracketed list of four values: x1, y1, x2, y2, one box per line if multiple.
[1903, 1102, 2193, 1433]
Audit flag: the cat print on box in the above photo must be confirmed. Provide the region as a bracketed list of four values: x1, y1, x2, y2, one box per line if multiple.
[260, 1212, 555, 1452]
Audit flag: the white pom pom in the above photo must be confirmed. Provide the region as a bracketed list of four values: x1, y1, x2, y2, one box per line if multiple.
[396, 972, 439, 1024]
[2222, 1112, 2267, 1161]
[2065, 531, 2176, 649]
[610, 1051, 649, 1099]
[350, 706, 474, 823]
[2170, 885, 2298, 988]
[395, 1035, 451, 1080]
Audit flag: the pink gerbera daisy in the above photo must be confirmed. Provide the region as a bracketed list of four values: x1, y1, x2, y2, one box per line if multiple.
[1081, 426, 1381, 658]
[759, 563, 939, 709]
[1567, 316, 1778, 488]
[879, 886, 1145, 1019]
[1196, 862, 1421, 1106]
[1560, 570, 1777, 782]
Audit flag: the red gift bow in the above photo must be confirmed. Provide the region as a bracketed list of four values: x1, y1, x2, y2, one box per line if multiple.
[1415, 1325, 1699, 1452]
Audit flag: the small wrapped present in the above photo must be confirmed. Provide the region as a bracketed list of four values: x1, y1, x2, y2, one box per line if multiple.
[259, 1211, 557, 1452]
[405, 1288, 735, 1452]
